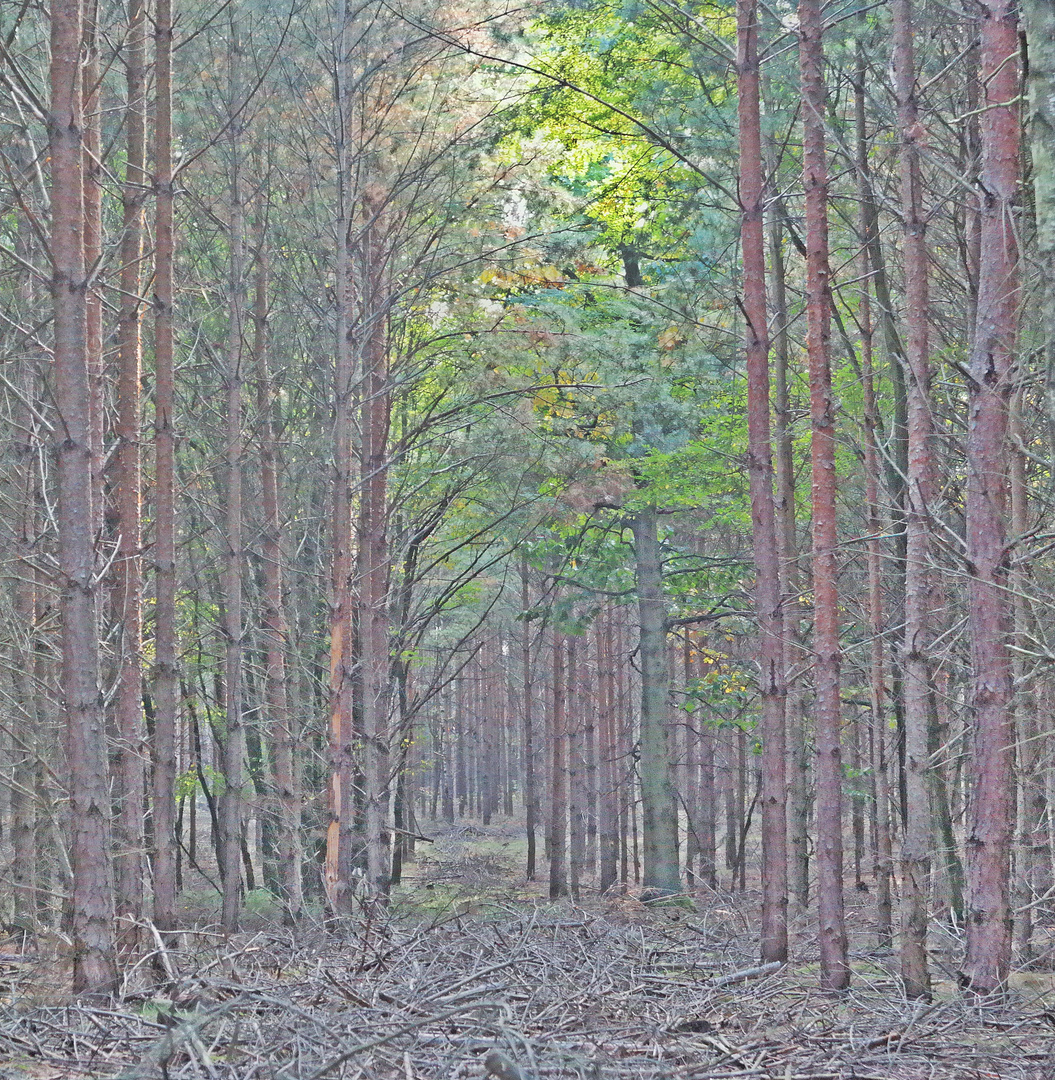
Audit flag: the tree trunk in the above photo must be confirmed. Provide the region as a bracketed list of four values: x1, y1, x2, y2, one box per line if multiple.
[357, 193, 392, 896]
[855, 38, 893, 954]
[522, 564, 537, 879]
[548, 628, 568, 899]
[253, 226, 303, 921]
[113, 0, 147, 936]
[598, 609, 619, 893]
[764, 97, 809, 912]
[961, 0, 1020, 998]
[50, 0, 117, 994]
[1023, 0, 1055, 454]
[632, 510, 681, 899]
[798, 0, 849, 990]
[568, 637, 585, 900]
[151, 0, 178, 936]
[220, 23, 246, 934]
[893, 0, 936, 1001]
[738, 0, 787, 961]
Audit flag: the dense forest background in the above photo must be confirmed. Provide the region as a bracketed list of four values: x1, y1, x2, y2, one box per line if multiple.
[1, 0, 1053, 1033]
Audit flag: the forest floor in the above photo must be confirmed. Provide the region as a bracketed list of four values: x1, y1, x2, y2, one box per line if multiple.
[2, 819, 1055, 1079]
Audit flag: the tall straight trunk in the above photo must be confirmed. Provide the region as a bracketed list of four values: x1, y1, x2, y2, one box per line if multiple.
[219, 23, 246, 934]
[521, 564, 537, 879]
[598, 609, 619, 893]
[1010, 391, 1044, 957]
[739, 0, 787, 962]
[12, 370, 39, 924]
[855, 40, 894, 953]
[764, 113, 809, 910]
[50, 0, 116, 994]
[894, 0, 936, 1001]
[695, 649, 717, 889]
[632, 510, 681, 898]
[1022, 0, 1055, 963]
[617, 614, 631, 887]
[583, 649, 597, 879]
[568, 638, 585, 900]
[254, 229, 303, 920]
[961, 0, 1020, 997]
[1023, 1, 1055, 450]
[151, 0, 178, 934]
[82, 0, 103, 538]
[357, 194, 392, 895]
[682, 636, 698, 887]
[326, 24, 358, 910]
[548, 628, 568, 899]
[798, 0, 849, 990]
[114, 0, 147, 931]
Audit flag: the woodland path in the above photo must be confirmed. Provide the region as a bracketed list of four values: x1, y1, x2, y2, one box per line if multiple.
[2, 822, 1054, 1079]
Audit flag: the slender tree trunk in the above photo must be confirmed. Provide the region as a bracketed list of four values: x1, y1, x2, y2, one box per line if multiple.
[798, 0, 849, 990]
[961, 0, 1020, 997]
[764, 104, 809, 911]
[50, 0, 117, 994]
[598, 609, 619, 893]
[151, 0, 178, 937]
[357, 194, 392, 896]
[253, 225, 303, 921]
[113, 0, 147, 935]
[739, 0, 787, 961]
[568, 638, 585, 900]
[548, 628, 568, 899]
[632, 510, 681, 898]
[1023, 1, 1055, 451]
[695, 647, 717, 890]
[855, 39, 894, 954]
[893, 0, 936, 1001]
[326, 34, 356, 910]
[521, 564, 537, 879]
[82, 0, 103, 538]
[220, 24, 246, 934]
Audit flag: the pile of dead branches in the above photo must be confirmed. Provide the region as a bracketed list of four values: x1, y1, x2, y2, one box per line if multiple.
[2, 899, 1053, 1079]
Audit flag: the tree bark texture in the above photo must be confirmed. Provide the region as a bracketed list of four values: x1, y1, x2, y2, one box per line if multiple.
[961, 0, 1020, 997]
[893, 0, 936, 1001]
[738, 0, 787, 962]
[113, 0, 147, 935]
[50, 0, 117, 994]
[798, 0, 849, 990]
[151, 0, 178, 935]
[632, 510, 681, 898]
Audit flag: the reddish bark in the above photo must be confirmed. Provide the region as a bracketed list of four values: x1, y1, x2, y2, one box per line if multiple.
[798, 0, 849, 990]
[50, 0, 117, 994]
[738, 0, 787, 963]
[961, 0, 1021, 997]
